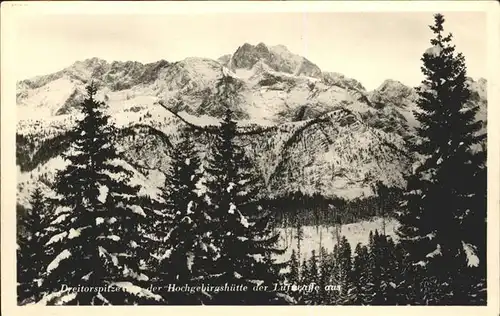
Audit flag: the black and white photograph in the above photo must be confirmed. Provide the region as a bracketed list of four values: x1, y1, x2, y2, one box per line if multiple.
[2, 1, 498, 309]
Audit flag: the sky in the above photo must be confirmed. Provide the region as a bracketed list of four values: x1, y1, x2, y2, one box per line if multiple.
[12, 11, 487, 91]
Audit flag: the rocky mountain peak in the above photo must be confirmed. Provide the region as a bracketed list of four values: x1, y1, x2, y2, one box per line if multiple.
[376, 79, 410, 92]
[466, 77, 487, 100]
[256, 42, 270, 52]
[227, 42, 322, 79]
[217, 54, 232, 65]
[369, 79, 418, 109]
[322, 72, 367, 92]
[230, 42, 273, 70]
[72, 57, 108, 68]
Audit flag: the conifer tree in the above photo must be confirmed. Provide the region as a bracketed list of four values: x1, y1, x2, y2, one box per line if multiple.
[308, 250, 319, 285]
[295, 225, 304, 261]
[204, 109, 288, 305]
[300, 258, 309, 283]
[337, 236, 352, 304]
[288, 249, 300, 285]
[40, 83, 161, 305]
[328, 243, 341, 304]
[397, 13, 486, 304]
[377, 236, 398, 305]
[17, 188, 49, 304]
[317, 246, 331, 304]
[154, 126, 218, 304]
[364, 230, 381, 305]
[374, 232, 386, 304]
[287, 249, 301, 302]
[299, 250, 319, 305]
[296, 258, 309, 305]
[373, 181, 390, 234]
[394, 241, 423, 304]
[346, 243, 370, 305]
[368, 231, 374, 250]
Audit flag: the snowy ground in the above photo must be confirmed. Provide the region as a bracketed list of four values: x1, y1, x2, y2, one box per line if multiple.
[276, 217, 400, 262]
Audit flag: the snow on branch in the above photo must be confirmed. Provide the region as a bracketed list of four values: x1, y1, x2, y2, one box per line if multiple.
[34, 290, 77, 306]
[426, 244, 442, 258]
[51, 213, 70, 225]
[45, 232, 68, 246]
[47, 249, 71, 274]
[123, 265, 149, 281]
[96, 292, 110, 305]
[462, 241, 480, 267]
[128, 205, 147, 217]
[98, 246, 119, 267]
[237, 209, 251, 228]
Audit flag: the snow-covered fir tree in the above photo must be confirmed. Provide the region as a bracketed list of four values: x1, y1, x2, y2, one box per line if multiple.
[39, 83, 162, 305]
[154, 126, 218, 304]
[317, 246, 331, 304]
[396, 13, 487, 305]
[392, 241, 409, 304]
[203, 108, 289, 305]
[303, 250, 319, 305]
[17, 188, 49, 304]
[300, 258, 309, 286]
[346, 243, 370, 305]
[297, 251, 314, 305]
[369, 233, 398, 305]
[287, 249, 301, 302]
[288, 249, 300, 285]
[380, 237, 399, 304]
[295, 225, 304, 261]
[326, 243, 341, 304]
[336, 236, 352, 304]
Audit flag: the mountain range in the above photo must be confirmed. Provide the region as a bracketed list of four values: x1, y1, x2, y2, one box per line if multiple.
[15, 42, 487, 207]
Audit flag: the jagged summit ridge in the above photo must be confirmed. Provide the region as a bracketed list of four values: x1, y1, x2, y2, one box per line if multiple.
[16, 43, 378, 122]
[18, 57, 171, 92]
[16, 42, 486, 126]
[369, 79, 418, 109]
[224, 42, 322, 79]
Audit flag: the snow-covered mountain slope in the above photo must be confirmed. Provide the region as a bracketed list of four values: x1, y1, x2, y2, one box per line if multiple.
[15, 43, 487, 207]
[241, 109, 409, 200]
[368, 79, 419, 129]
[367, 77, 487, 134]
[17, 106, 407, 207]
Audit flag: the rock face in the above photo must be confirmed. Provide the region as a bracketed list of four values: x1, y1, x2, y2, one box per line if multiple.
[368, 79, 420, 130]
[369, 79, 418, 109]
[225, 43, 322, 78]
[15, 43, 487, 206]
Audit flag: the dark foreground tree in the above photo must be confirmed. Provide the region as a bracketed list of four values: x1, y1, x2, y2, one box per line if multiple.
[154, 126, 218, 304]
[39, 83, 161, 305]
[204, 109, 290, 305]
[346, 243, 370, 305]
[17, 188, 49, 304]
[288, 249, 300, 285]
[397, 13, 486, 305]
